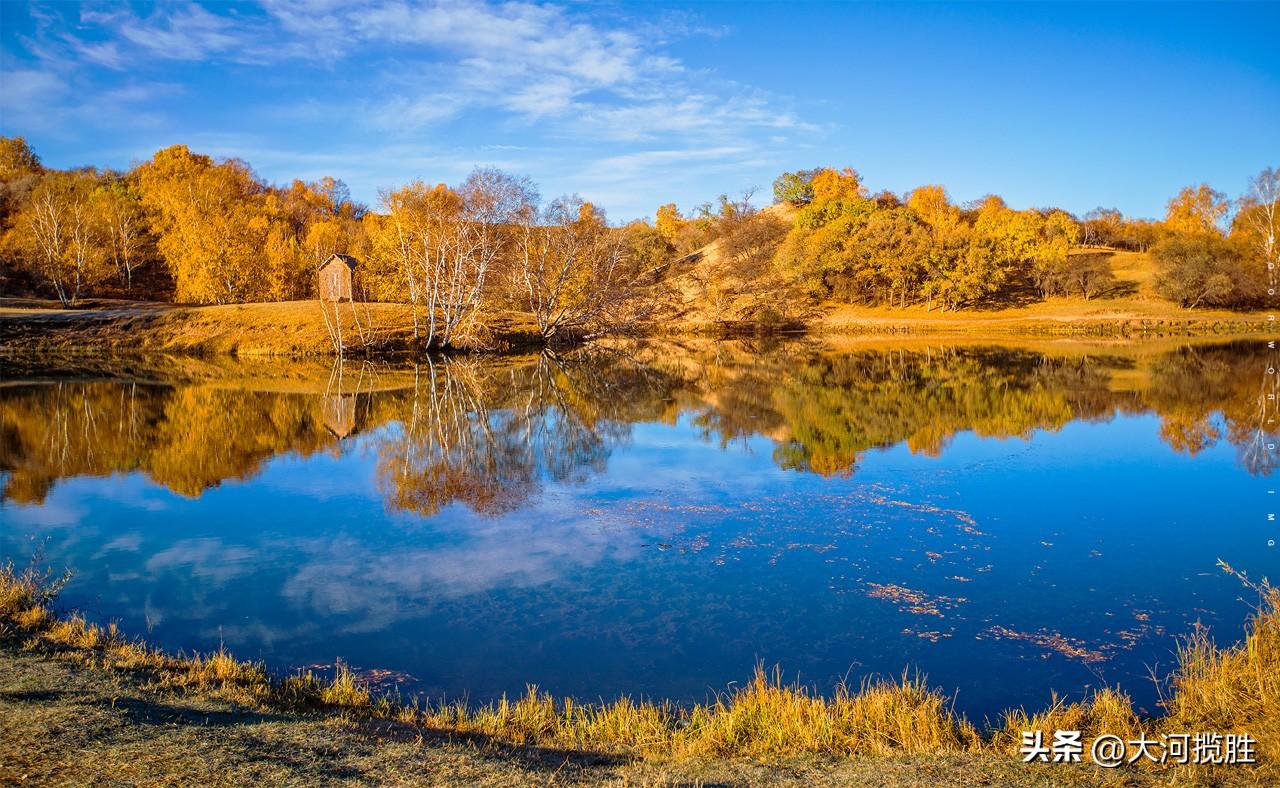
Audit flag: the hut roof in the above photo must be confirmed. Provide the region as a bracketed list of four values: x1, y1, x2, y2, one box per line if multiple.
[318, 253, 359, 271]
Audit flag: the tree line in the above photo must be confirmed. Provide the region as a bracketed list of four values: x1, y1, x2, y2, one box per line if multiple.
[1, 136, 1276, 346]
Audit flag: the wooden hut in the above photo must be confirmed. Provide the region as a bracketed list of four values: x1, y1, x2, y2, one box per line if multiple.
[318, 254, 359, 302]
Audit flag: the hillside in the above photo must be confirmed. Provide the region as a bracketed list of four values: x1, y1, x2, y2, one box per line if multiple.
[663, 224, 1267, 336]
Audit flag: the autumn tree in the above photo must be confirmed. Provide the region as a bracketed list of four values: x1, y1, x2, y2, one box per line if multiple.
[90, 177, 152, 291]
[907, 185, 962, 238]
[1233, 167, 1279, 294]
[1081, 208, 1113, 246]
[1035, 252, 1115, 299]
[366, 180, 464, 343]
[905, 185, 971, 310]
[514, 197, 657, 341]
[0, 136, 44, 223]
[691, 192, 790, 322]
[455, 166, 537, 310]
[1153, 233, 1254, 308]
[258, 177, 367, 302]
[654, 201, 718, 256]
[6, 170, 112, 306]
[134, 146, 272, 303]
[655, 203, 684, 245]
[774, 168, 875, 298]
[364, 169, 533, 347]
[1165, 184, 1230, 236]
[1026, 210, 1083, 297]
[620, 219, 674, 274]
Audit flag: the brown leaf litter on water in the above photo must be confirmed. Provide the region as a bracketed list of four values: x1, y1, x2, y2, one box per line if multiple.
[978, 626, 1107, 663]
[901, 627, 953, 643]
[864, 582, 968, 617]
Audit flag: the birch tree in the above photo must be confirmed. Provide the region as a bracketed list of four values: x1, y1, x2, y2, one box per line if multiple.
[515, 196, 658, 341]
[1235, 167, 1280, 290]
[9, 172, 109, 306]
[92, 180, 150, 292]
[369, 170, 534, 349]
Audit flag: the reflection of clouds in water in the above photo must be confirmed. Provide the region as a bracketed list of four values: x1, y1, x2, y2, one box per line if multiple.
[612, 422, 779, 495]
[2, 498, 85, 528]
[209, 618, 325, 654]
[89, 475, 171, 511]
[145, 537, 257, 583]
[95, 532, 143, 558]
[281, 497, 641, 632]
[255, 442, 381, 501]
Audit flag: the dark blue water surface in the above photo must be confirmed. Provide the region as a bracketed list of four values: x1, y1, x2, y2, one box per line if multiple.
[2, 339, 1276, 722]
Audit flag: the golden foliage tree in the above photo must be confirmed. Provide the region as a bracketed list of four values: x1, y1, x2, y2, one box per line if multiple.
[515, 197, 657, 340]
[1165, 184, 1230, 236]
[134, 146, 271, 303]
[0, 136, 44, 222]
[6, 171, 112, 306]
[1232, 167, 1280, 288]
[90, 177, 152, 292]
[364, 169, 532, 347]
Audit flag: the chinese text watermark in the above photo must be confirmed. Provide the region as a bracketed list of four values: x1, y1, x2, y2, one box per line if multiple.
[1019, 730, 1257, 767]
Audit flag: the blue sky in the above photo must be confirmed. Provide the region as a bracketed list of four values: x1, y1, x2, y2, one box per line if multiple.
[1, 1, 1276, 221]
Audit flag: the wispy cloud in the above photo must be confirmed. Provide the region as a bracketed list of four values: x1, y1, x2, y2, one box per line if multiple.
[116, 4, 247, 62]
[0, 67, 65, 116]
[2, 0, 816, 217]
[22, 1, 804, 140]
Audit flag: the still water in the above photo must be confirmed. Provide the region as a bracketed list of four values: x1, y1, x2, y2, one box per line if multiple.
[1, 339, 1276, 721]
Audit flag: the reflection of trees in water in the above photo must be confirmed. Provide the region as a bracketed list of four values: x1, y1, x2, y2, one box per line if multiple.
[376, 358, 537, 517]
[676, 343, 1273, 478]
[1143, 342, 1280, 475]
[374, 352, 674, 516]
[0, 381, 347, 502]
[1241, 346, 1280, 476]
[3, 342, 1280, 508]
[683, 347, 1120, 477]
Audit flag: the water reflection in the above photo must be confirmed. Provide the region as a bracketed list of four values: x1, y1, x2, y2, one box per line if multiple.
[1, 340, 1276, 716]
[3, 341, 1276, 508]
[376, 353, 675, 516]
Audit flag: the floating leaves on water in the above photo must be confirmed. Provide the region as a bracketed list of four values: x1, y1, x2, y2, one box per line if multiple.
[979, 626, 1107, 663]
[901, 628, 953, 643]
[865, 582, 968, 617]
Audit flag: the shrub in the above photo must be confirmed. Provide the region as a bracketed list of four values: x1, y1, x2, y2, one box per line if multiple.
[1153, 234, 1259, 309]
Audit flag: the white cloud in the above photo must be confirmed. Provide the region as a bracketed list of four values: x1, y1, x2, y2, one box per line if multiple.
[0, 68, 172, 137]
[31, 1, 803, 143]
[69, 39, 126, 70]
[4, 1, 816, 218]
[117, 4, 248, 62]
[0, 68, 66, 118]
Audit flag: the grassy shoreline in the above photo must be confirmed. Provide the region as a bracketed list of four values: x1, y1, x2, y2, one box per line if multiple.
[1, 563, 1276, 784]
[0, 296, 1269, 358]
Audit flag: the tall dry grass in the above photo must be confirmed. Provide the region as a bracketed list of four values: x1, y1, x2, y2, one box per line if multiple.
[1160, 562, 1280, 762]
[1, 559, 1276, 766]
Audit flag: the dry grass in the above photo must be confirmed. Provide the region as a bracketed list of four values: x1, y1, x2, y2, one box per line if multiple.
[0, 646, 1160, 787]
[0, 298, 543, 356]
[997, 688, 1143, 756]
[1162, 562, 1280, 764]
[0, 559, 979, 761]
[1, 559, 1277, 780]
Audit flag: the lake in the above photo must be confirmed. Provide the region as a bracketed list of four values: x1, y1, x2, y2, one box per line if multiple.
[1, 338, 1275, 723]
